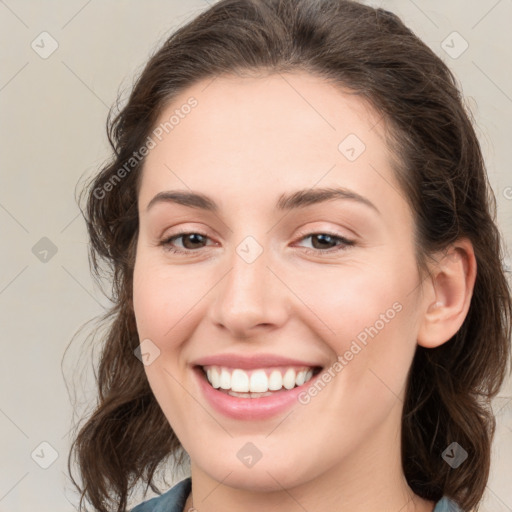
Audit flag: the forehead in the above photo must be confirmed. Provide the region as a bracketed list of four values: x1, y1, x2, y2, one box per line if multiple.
[138, 72, 404, 217]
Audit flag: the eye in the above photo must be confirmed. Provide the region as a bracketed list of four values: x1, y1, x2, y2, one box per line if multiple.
[159, 231, 214, 254]
[159, 230, 355, 256]
[294, 232, 355, 255]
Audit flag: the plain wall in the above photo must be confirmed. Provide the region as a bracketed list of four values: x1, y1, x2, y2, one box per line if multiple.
[0, 1, 511, 510]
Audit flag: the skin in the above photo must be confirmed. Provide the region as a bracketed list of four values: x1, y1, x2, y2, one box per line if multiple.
[132, 72, 476, 512]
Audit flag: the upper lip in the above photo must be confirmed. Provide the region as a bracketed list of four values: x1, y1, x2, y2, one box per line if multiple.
[191, 353, 323, 370]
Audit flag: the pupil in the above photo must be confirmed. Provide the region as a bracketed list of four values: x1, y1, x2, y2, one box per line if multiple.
[313, 234, 334, 249]
[184, 233, 205, 249]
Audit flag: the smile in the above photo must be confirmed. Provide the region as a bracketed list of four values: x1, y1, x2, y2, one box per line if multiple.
[201, 365, 319, 397]
[192, 358, 323, 419]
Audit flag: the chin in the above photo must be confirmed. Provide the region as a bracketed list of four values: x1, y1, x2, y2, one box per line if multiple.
[195, 450, 320, 493]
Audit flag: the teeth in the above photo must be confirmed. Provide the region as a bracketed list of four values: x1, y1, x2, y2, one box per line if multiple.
[219, 368, 231, 389]
[283, 368, 296, 389]
[295, 370, 306, 386]
[268, 370, 283, 391]
[210, 367, 220, 388]
[231, 369, 249, 392]
[250, 370, 268, 392]
[203, 366, 316, 393]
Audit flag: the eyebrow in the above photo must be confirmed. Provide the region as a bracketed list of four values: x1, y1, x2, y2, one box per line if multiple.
[146, 187, 380, 215]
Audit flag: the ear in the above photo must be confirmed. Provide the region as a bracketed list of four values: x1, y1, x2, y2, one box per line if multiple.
[417, 238, 477, 348]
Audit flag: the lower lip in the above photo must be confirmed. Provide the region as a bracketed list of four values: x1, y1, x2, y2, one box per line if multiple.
[193, 367, 319, 420]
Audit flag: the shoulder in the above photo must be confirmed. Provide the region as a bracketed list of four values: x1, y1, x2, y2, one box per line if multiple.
[434, 496, 465, 512]
[130, 477, 192, 512]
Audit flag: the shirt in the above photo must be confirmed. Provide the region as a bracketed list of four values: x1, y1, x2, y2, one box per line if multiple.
[130, 477, 463, 511]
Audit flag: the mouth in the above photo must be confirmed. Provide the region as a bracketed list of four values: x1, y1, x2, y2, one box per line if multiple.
[191, 353, 325, 419]
[198, 365, 322, 398]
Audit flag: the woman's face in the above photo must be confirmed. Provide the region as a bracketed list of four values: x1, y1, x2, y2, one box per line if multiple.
[133, 72, 428, 491]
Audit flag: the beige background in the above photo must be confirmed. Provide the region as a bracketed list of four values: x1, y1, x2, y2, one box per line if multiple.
[0, 0, 511, 510]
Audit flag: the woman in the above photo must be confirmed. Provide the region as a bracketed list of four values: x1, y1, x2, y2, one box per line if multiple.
[68, 1, 512, 511]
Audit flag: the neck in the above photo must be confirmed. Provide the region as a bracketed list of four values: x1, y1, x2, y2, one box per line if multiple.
[183, 404, 435, 512]
[184, 472, 434, 512]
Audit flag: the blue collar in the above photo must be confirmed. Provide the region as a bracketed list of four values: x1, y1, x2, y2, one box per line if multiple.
[131, 477, 191, 512]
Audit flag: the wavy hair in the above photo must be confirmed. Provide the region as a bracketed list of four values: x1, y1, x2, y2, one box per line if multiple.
[67, 1, 512, 510]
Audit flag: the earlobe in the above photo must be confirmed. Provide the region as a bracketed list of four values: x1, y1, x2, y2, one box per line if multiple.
[417, 238, 477, 349]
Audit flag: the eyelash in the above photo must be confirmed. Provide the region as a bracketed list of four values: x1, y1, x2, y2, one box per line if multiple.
[158, 229, 355, 256]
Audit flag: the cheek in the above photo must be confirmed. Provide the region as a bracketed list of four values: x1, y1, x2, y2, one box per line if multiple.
[298, 254, 420, 398]
[132, 254, 206, 343]
[132, 256, 209, 435]
[293, 257, 412, 343]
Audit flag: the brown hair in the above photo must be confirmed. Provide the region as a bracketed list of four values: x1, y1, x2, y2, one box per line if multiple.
[67, 0, 512, 510]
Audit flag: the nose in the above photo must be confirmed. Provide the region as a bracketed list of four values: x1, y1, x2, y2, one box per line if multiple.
[206, 239, 290, 339]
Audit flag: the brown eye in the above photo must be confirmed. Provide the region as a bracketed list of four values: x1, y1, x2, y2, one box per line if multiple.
[160, 231, 212, 254]
[179, 233, 208, 250]
[310, 234, 340, 250]
[294, 232, 356, 257]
